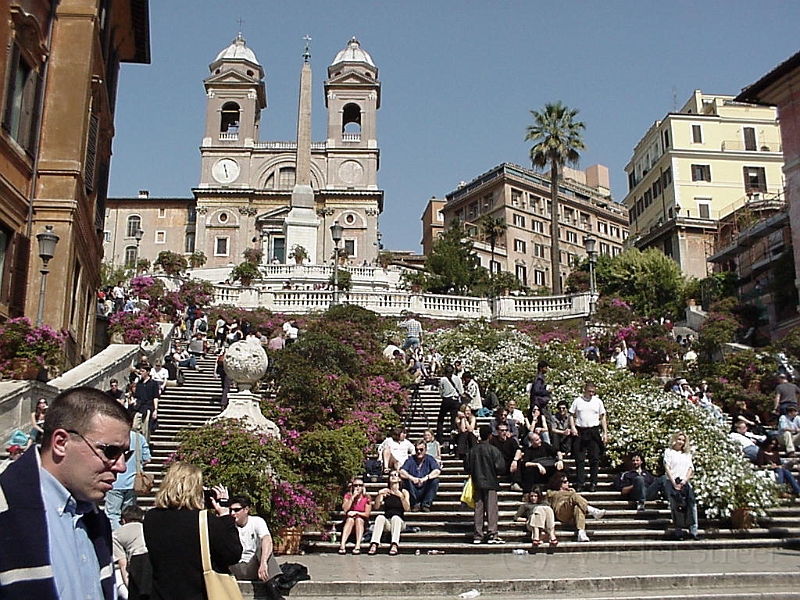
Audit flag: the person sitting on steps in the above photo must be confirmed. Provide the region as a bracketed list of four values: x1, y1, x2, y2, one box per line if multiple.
[338, 477, 372, 555]
[515, 487, 558, 547]
[399, 440, 441, 512]
[545, 473, 605, 542]
[368, 471, 410, 556]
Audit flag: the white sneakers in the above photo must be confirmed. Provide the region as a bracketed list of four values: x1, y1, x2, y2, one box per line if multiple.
[576, 529, 590, 542]
[588, 506, 605, 519]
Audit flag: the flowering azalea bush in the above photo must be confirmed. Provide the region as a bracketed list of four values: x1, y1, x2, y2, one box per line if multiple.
[0, 317, 66, 374]
[129, 275, 165, 301]
[429, 320, 776, 518]
[107, 310, 162, 345]
[271, 481, 322, 530]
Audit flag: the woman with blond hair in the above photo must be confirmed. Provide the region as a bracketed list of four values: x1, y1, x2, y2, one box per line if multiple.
[662, 431, 700, 540]
[143, 462, 242, 600]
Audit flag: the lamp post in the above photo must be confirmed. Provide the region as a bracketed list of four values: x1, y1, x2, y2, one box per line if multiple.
[330, 220, 343, 305]
[584, 235, 597, 316]
[36, 225, 60, 327]
[134, 228, 144, 273]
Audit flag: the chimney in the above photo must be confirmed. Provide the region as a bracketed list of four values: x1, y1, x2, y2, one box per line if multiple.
[138, 190, 149, 198]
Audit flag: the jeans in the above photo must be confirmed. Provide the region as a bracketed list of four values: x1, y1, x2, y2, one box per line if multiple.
[178, 356, 197, 369]
[406, 478, 439, 508]
[105, 488, 136, 530]
[627, 475, 663, 503]
[775, 466, 800, 494]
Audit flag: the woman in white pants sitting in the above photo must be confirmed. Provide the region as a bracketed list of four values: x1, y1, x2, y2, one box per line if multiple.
[368, 471, 410, 556]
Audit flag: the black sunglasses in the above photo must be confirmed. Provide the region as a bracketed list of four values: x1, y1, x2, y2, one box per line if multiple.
[67, 430, 133, 463]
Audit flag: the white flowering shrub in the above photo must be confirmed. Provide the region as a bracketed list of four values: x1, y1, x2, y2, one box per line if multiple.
[427, 322, 777, 518]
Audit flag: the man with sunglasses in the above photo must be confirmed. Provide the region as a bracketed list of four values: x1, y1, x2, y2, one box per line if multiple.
[228, 495, 282, 586]
[0, 386, 132, 600]
[399, 441, 441, 512]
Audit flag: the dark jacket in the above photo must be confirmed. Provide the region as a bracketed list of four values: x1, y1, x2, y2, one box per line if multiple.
[0, 447, 115, 600]
[530, 373, 551, 412]
[465, 442, 505, 490]
[144, 508, 242, 600]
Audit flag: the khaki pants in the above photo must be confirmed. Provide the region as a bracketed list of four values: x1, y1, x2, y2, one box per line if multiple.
[781, 430, 800, 453]
[525, 505, 555, 538]
[132, 411, 151, 443]
[230, 551, 282, 581]
[548, 489, 588, 530]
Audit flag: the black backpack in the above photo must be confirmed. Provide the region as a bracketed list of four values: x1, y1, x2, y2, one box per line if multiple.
[197, 319, 208, 333]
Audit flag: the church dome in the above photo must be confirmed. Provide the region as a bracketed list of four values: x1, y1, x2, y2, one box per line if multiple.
[330, 37, 375, 67]
[214, 33, 260, 66]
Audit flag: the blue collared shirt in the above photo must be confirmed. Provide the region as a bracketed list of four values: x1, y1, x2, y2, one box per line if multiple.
[40, 463, 106, 600]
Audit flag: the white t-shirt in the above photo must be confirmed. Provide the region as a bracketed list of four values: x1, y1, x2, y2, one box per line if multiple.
[379, 437, 415, 464]
[613, 352, 628, 369]
[663, 448, 693, 481]
[569, 395, 606, 428]
[237, 515, 271, 563]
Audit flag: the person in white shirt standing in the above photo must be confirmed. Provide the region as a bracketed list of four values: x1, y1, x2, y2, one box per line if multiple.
[569, 382, 608, 492]
[229, 495, 282, 584]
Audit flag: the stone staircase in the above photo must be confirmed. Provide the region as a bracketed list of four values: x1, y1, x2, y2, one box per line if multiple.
[138, 357, 800, 553]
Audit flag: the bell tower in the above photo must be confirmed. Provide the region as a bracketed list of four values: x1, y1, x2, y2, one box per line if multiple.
[200, 33, 266, 185]
[324, 37, 381, 189]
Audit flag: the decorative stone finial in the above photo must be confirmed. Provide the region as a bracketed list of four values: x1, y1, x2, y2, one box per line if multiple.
[209, 339, 279, 438]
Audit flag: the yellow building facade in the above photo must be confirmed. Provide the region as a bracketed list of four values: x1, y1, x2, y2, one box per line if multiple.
[624, 90, 783, 279]
[0, 0, 149, 364]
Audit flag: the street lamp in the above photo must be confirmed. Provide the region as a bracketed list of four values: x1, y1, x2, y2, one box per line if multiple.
[330, 220, 343, 305]
[584, 235, 597, 316]
[36, 225, 60, 327]
[134, 228, 144, 273]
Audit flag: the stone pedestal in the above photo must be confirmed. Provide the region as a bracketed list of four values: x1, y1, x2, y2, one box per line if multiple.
[210, 339, 280, 438]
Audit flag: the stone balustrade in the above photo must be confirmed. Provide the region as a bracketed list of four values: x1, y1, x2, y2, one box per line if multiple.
[211, 284, 592, 322]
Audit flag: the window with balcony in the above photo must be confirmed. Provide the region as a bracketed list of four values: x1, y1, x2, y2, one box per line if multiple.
[743, 166, 766, 193]
[696, 198, 711, 219]
[515, 264, 527, 286]
[510, 189, 522, 207]
[691, 164, 711, 182]
[743, 127, 756, 151]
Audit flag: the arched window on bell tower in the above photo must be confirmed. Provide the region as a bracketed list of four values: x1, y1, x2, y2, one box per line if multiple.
[342, 103, 361, 141]
[220, 102, 240, 135]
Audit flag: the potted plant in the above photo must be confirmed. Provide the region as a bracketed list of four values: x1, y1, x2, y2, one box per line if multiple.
[270, 481, 322, 555]
[188, 251, 207, 269]
[0, 317, 67, 380]
[288, 244, 308, 265]
[328, 268, 352, 292]
[243, 247, 264, 265]
[401, 270, 428, 293]
[154, 250, 188, 277]
[107, 310, 163, 345]
[230, 261, 261, 286]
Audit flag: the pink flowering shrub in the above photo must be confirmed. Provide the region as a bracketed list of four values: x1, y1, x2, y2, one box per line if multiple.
[108, 310, 162, 345]
[129, 275, 165, 301]
[0, 317, 66, 373]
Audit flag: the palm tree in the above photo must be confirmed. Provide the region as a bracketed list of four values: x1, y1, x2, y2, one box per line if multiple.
[525, 102, 585, 295]
[479, 215, 507, 280]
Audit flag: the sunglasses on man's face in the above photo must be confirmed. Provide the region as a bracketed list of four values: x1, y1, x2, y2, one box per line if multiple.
[66, 430, 133, 463]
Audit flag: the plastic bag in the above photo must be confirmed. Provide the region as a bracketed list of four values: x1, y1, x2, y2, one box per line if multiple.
[460, 476, 475, 508]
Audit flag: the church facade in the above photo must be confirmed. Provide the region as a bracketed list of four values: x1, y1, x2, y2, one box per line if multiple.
[194, 35, 384, 269]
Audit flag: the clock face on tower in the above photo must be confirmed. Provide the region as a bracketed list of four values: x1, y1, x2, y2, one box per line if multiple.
[212, 158, 240, 184]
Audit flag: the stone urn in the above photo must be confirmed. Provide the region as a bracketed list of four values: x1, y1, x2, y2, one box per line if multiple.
[210, 339, 280, 438]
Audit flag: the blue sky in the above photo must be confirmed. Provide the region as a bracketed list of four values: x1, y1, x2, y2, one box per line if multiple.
[109, 0, 800, 253]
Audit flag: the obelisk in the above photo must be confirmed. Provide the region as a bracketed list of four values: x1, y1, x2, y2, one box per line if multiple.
[284, 36, 320, 263]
